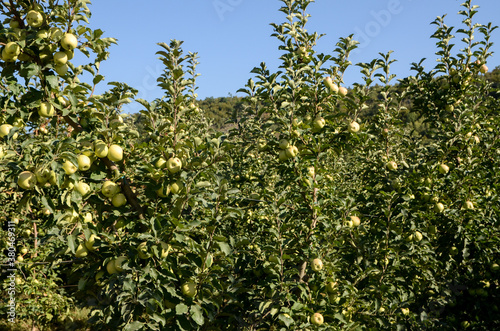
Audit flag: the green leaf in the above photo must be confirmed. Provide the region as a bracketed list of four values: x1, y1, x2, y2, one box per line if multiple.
[123, 321, 144, 331]
[190, 305, 204, 326]
[176, 303, 189, 315]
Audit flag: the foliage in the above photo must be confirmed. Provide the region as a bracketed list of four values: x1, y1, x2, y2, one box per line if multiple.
[0, 0, 499, 330]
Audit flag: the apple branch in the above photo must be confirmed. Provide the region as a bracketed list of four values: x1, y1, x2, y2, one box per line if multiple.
[62, 115, 145, 219]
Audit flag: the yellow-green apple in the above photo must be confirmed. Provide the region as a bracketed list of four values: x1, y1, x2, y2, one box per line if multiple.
[107, 144, 123, 162]
[170, 181, 183, 195]
[480, 64, 488, 74]
[326, 281, 337, 293]
[386, 161, 398, 171]
[285, 145, 298, 158]
[311, 258, 323, 272]
[438, 163, 449, 174]
[35, 168, 51, 185]
[155, 157, 166, 168]
[111, 193, 127, 207]
[62, 160, 77, 175]
[0, 124, 14, 138]
[166, 157, 182, 174]
[60, 33, 78, 51]
[49, 27, 63, 41]
[102, 181, 120, 198]
[18, 171, 36, 190]
[94, 140, 108, 158]
[75, 181, 91, 196]
[348, 121, 360, 133]
[75, 243, 88, 258]
[114, 256, 127, 272]
[64, 49, 74, 60]
[279, 138, 289, 149]
[77, 154, 92, 171]
[85, 234, 98, 251]
[48, 170, 57, 186]
[465, 200, 474, 210]
[26, 10, 44, 28]
[53, 51, 68, 65]
[156, 184, 169, 197]
[54, 64, 68, 76]
[4, 42, 20, 57]
[414, 231, 423, 242]
[324, 76, 338, 93]
[106, 260, 117, 274]
[434, 202, 445, 213]
[181, 280, 197, 298]
[38, 102, 55, 117]
[350, 215, 361, 227]
[339, 86, 348, 96]
[311, 312, 324, 326]
[279, 150, 288, 161]
[312, 116, 325, 132]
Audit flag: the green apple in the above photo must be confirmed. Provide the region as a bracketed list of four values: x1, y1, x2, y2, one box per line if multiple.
[54, 64, 68, 76]
[326, 281, 337, 293]
[181, 280, 197, 298]
[20, 247, 28, 255]
[53, 51, 68, 65]
[324, 76, 338, 93]
[166, 157, 182, 174]
[434, 202, 445, 213]
[83, 212, 92, 223]
[348, 121, 360, 133]
[38, 102, 55, 117]
[64, 49, 74, 60]
[106, 260, 118, 274]
[77, 154, 92, 171]
[4, 42, 21, 57]
[350, 215, 361, 227]
[48, 170, 57, 186]
[285, 145, 298, 158]
[278, 138, 289, 150]
[114, 256, 127, 272]
[0, 124, 14, 138]
[111, 193, 127, 207]
[310, 312, 324, 326]
[312, 116, 325, 132]
[107, 144, 123, 162]
[465, 200, 474, 210]
[170, 181, 184, 195]
[155, 157, 167, 168]
[75, 243, 88, 258]
[339, 86, 348, 96]
[438, 163, 449, 174]
[17, 256, 24, 262]
[85, 234, 97, 251]
[26, 10, 44, 28]
[386, 161, 398, 171]
[414, 231, 423, 242]
[75, 181, 91, 196]
[94, 141, 108, 158]
[18, 171, 36, 190]
[35, 168, 51, 185]
[62, 160, 77, 175]
[49, 27, 63, 41]
[102, 181, 120, 198]
[480, 64, 488, 74]
[311, 258, 323, 272]
[61, 33, 78, 51]
[279, 150, 288, 162]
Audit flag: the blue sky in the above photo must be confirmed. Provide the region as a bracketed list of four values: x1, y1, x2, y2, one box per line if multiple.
[81, 1, 500, 113]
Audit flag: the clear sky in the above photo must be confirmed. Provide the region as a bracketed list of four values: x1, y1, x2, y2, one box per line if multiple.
[80, 0, 500, 113]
